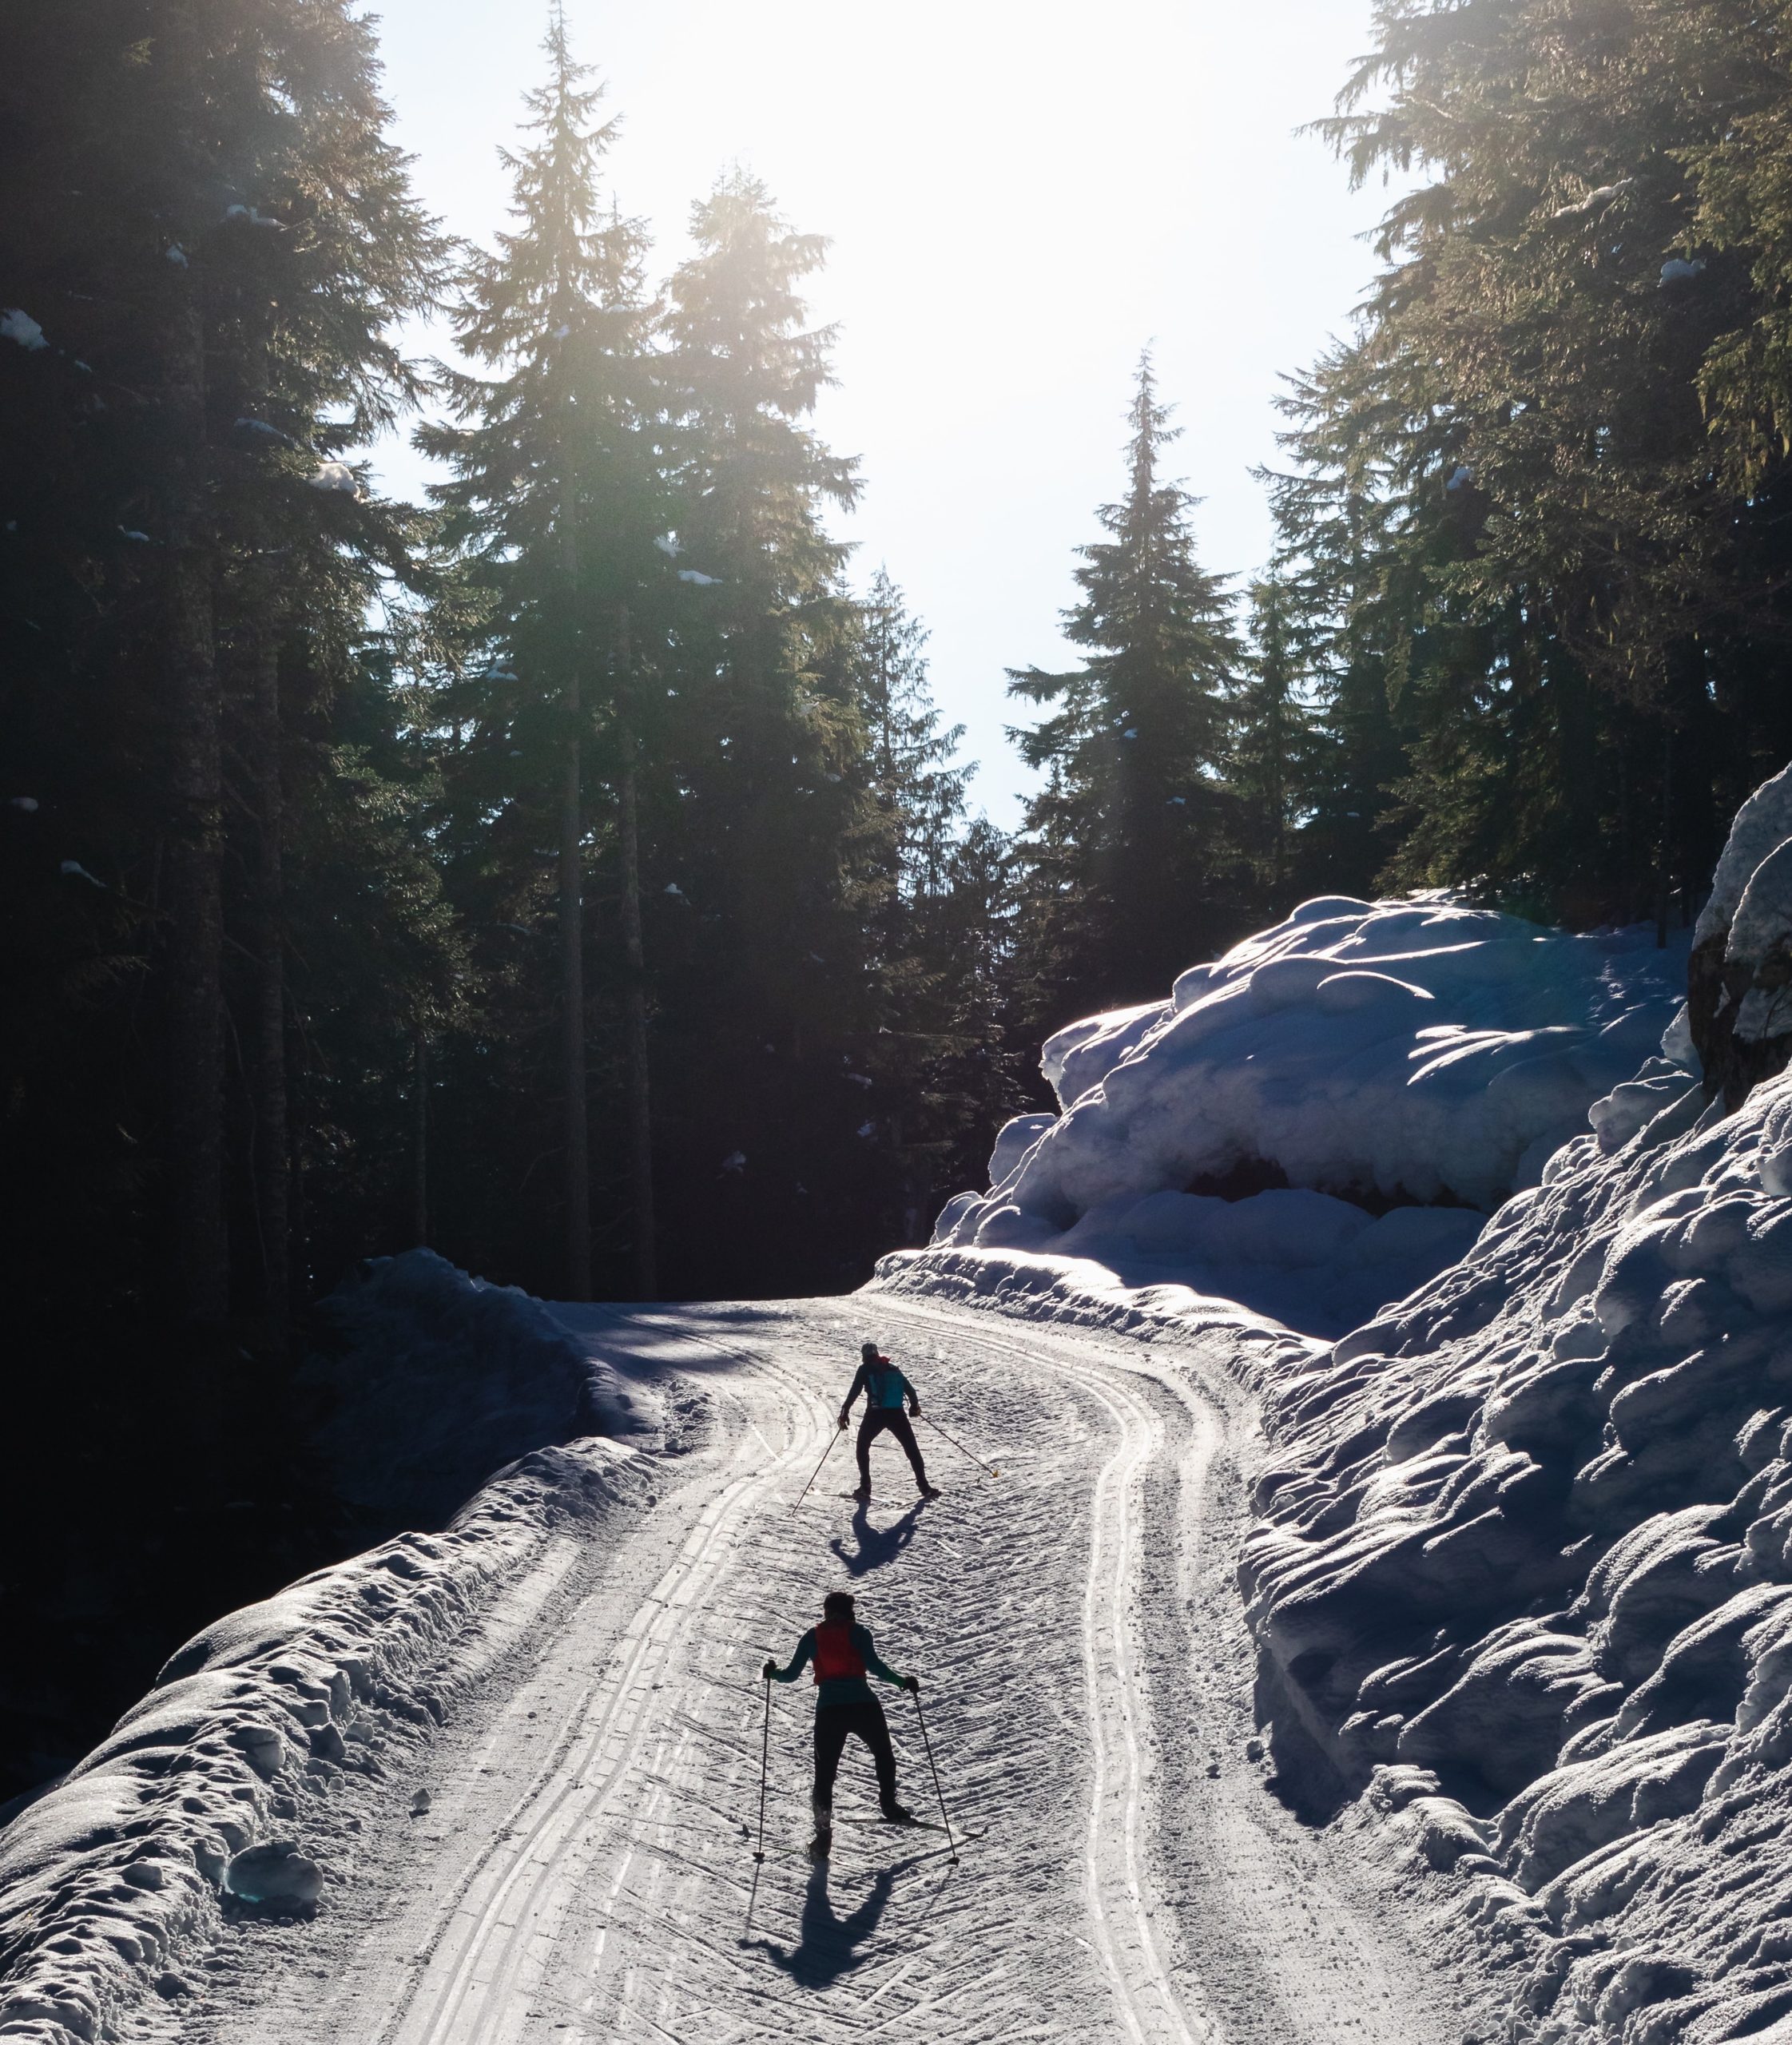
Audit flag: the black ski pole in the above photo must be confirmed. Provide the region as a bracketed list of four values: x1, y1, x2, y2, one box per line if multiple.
[753, 1674, 771, 1864]
[920, 1412, 1000, 1481]
[910, 1688, 960, 1866]
[792, 1423, 843, 1511]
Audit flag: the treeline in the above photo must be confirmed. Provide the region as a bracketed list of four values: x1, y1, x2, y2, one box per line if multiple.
[1007, 0, 1792, 1025]
[13, 0, 1792, 1344]
[2, 5, 1023, 1365]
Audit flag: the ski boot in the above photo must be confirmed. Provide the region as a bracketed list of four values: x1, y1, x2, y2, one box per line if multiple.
[807, 1796, 833, 1863]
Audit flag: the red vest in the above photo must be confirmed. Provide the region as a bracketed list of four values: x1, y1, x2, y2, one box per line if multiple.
[812, 1621, 866, 1684]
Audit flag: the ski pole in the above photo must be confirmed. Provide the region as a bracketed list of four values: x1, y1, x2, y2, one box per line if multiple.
[910, 1687, 960, 1866]
[753, 1674, 771, 1865]
[792, 1422, 842, 1511]
[920, 1412, 1000, 1481]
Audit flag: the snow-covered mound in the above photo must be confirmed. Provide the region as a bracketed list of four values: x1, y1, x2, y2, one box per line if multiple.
[0, 1439, 648, 2045]
[0, 1253, 662, 2045]
[926, 896, 1688, 1336]
[305, 1248, 642, 1529]
[1231, 773, 1792, 2045]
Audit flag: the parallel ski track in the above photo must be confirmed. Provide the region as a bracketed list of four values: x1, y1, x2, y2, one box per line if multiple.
[205, 1299, 1448, 2045]
[550, 1304, 1124, 2043]
[382, 1330, 829, 2045]
[872, 1299, 1210, 2045]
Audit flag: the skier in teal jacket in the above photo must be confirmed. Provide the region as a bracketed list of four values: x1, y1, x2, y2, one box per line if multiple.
[763, 1590, 920, 1858]
[839, 1341, 940, 1502]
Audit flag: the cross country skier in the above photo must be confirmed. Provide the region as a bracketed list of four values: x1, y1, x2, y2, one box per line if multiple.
[840, 1340, 940, 1502]
[763, 1590, 921, 1861]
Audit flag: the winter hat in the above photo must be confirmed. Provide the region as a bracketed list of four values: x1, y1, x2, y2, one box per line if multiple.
[823, 1591, 855, 1622]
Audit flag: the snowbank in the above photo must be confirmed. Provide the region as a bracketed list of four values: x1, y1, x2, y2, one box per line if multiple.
[1226, 771, 1792, 2045]
[1239, 1058, 1792, 2044]
[0, 1439, 647, 2045]
[305, 1248, 642, 1529]
[923, 896, 1688, 1337]
[0, 1252, 654, 2045]
[872, 1241, 1318, 1369]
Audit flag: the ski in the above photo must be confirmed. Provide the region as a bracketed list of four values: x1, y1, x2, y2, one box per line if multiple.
[835, 1815, 985, 1840]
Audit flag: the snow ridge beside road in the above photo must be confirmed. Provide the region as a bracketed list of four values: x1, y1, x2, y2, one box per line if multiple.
[0, 1439, 650, 2045]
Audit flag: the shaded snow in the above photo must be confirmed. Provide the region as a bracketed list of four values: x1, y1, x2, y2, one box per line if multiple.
[0, 1438, 648, 2045]
[0, 1253, 653, 2045]
[304, 1248, 644, 1530]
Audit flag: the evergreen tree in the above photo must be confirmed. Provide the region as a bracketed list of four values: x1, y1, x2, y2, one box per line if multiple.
[1007, 354, 1246, 1022]
[1233, 575, 1321, 905]
[652, 173, 880, 1295]
[1273, 0, 1792, 924]
[843, 574, 1029, 1243]
[419, 10, 666, 1298]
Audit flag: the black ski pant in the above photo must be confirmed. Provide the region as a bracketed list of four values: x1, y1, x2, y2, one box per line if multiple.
[813, 1694, 900, 1817]
[856, 1407, 929, 1493]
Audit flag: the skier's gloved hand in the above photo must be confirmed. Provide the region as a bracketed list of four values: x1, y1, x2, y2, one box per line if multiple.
[837, 1412, 849, 1432]
[910, 1403, 922, 1417]
[762, 1659, 777, 1682]
[903, 1674, 920, 1694]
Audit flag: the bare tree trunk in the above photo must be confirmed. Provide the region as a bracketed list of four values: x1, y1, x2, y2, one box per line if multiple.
[161, 288, 228, 1321]
[413, 1022, 429, 1246]
[244, 611, 290, 1324]
[560, 512, 591, 1301]
[618, 741, 657, 1299]
[1655, 724, 1675, 950]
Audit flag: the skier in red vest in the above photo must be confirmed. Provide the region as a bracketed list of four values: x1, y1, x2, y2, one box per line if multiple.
[763, 1590, 920, 1860]
[840, 1340, 940, 1502]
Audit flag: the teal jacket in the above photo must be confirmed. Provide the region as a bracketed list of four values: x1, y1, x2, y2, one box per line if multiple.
[842, 1359, 916, 1416]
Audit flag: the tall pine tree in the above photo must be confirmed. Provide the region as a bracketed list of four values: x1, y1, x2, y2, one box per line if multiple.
[1008, 354, 1245, 1022]
[419, 10, 666, 1298]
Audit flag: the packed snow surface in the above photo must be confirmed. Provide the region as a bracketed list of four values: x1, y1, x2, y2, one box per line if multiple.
[0, 1297, 1471, 2045]
[931, 894, 1688, 1336]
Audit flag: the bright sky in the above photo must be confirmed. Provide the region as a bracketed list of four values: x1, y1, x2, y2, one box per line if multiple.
[368, 0, 1397, 828]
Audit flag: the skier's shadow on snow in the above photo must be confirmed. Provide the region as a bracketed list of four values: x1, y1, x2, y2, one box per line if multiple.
[829, 1499, 924, 1578]
[749, 1860, 901, 1987]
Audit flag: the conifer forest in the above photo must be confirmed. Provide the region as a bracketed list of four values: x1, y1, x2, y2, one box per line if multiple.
[8, 0, 1792, 1840]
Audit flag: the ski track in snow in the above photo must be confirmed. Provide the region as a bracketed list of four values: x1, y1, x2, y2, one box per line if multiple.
[173, 1300, 1470, 2045]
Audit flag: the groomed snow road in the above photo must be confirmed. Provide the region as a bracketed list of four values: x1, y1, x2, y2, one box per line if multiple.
[189, 1297, 1470, 2045]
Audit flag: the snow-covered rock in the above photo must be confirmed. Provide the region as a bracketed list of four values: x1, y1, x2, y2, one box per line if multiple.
[1690, 764, 1792, 1110]
[920, 894, 1687, 1336]
[1224, 772, 1792, 2045]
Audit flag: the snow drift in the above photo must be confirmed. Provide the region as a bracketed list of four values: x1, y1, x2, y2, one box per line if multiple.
[0, 1256, 651, 2045]
[304, 1247, 642, 1530]
[0, 1441, 647, 2045]
[919, 895, 1688, 1336]
[1214, 776, 1792, 2045]
[888, 764, 1792, 2044]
